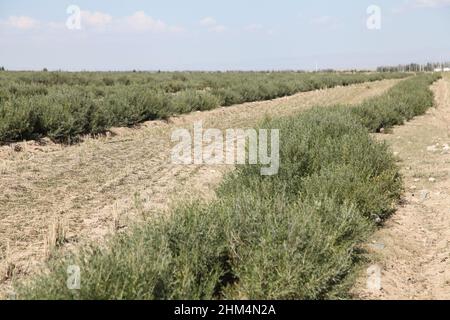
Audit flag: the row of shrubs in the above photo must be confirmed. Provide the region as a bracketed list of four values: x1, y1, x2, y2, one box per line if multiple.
[18, 74, 440, 299]
[352, 74, 438, 132]
[1, 70, 404, 89]
[0, 72, 408, 142]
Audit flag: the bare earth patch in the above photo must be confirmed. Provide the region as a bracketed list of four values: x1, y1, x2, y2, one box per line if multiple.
[0, 79, 400, 298]
[353, 74, 450, 300]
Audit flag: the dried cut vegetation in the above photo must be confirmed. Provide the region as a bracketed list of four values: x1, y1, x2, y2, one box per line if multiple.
[16, 74, 441, 299]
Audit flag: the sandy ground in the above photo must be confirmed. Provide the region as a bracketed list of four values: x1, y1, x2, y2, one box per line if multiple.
[354, 74, 450, 300]
[0, 79, 400, 298]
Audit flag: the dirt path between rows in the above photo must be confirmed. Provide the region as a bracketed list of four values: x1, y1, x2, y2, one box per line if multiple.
[354, 74, 450, 300]
[0, 79, 400, 298]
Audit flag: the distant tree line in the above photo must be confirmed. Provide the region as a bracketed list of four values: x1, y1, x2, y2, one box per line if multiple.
[0, 66, 5, 71]
[377, 62, 450, 72]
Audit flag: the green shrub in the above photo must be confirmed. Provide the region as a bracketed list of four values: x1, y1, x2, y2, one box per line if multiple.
[0, 98, 42, 141]
[212, 87, 242, 106]
[102, 77, 115, 86]
[170, 90, 220, 114]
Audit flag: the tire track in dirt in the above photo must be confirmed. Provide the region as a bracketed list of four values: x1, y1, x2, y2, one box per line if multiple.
[353, 74, 450, 300]
[0, 79, 400, 297]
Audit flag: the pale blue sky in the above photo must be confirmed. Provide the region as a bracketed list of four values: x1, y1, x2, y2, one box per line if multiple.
[0, 0, 449, 70]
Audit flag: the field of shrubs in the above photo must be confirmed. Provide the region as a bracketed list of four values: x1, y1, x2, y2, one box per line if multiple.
[18, 73, 441, 299]
[0, 71, 407, 143]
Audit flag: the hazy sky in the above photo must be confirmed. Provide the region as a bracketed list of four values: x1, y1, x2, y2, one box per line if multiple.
[0, 0, 449, 71]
